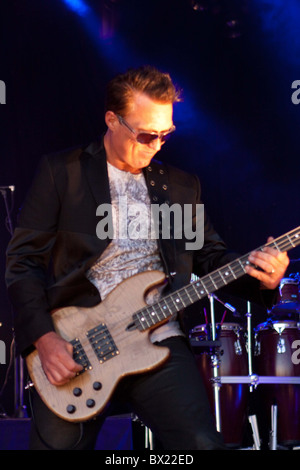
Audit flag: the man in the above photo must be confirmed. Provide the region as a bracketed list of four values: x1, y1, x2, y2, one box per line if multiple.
[6, 66, 289, 450]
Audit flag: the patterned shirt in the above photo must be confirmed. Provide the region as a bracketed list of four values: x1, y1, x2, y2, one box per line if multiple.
[86, 162, 184, 343]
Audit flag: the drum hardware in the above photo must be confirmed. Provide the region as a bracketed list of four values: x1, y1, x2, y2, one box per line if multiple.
[270, 404, 278, 451]
[246, 301, 254, 392]
[190, 292, 300, 450]
[248, 415, 261, 450]
[244, 299, 261, 453]
[144, 425, 154, 450]
[273, 323, 287, 353]
[212, 374, 300, 450]
[276, 337, 286, 354]
[210, 293, 241, 317]
[234, 338, 243, 355]
[213, 374, 300, 386]
[190, 295, 249, 447]
[208, 294, 222, 434]
[131, 415, 154, 450]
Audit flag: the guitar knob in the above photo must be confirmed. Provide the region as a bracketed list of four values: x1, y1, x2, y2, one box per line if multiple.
[73, 387, 82, 397]
[86, 399, 95, 408]
[93, 381, 102, 391]
[66, 404, 76, 414]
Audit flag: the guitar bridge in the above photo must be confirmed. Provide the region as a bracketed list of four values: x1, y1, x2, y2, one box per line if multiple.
[87, 323, 119, 363]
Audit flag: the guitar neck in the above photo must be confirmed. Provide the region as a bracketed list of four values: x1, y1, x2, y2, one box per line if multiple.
[132, 226, 300, 331]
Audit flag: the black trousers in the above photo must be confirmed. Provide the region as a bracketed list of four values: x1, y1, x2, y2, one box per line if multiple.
[29, 336, 226, 450]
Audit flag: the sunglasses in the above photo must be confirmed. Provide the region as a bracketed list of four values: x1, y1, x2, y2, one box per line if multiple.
[117, 114, 176, 145]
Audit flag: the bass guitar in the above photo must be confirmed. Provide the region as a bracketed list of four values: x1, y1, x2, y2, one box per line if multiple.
[26, 226, 300, 422]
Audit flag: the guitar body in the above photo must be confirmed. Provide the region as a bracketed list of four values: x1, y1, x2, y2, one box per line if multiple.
[26, 270, 170, 422]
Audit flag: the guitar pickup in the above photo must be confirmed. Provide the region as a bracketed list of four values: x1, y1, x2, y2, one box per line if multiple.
[70, 338, 92, 373]
[87, 323, 119, 363]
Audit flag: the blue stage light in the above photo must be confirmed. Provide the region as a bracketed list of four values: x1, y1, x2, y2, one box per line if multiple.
[62, 0, 90, 17]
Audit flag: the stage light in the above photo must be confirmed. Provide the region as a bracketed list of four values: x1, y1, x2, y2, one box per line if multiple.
[62, 0, 90, 17]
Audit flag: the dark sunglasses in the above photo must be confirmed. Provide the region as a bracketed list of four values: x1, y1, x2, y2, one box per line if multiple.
[117, 114, 176, 145]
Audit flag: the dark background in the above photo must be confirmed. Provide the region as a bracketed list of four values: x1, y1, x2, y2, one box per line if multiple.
[0, 0, 299, 417]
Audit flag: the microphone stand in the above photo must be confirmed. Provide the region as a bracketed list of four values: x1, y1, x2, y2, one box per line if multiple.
[0, 186, 27, 418]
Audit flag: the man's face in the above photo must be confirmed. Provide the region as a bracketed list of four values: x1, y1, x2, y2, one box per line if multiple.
[105, 92, 174, 174]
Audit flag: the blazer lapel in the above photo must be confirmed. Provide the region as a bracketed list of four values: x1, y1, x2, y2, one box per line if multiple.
[81, 138, 111, 207]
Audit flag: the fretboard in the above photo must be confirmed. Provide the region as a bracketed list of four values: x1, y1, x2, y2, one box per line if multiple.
[132, 226, 300, 331]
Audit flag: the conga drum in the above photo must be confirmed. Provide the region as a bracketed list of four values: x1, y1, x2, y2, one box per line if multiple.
[190, 323, 248, 447]
[254, 320, 300, 446]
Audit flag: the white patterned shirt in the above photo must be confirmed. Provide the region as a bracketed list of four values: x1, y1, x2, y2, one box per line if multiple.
[86, 162, 184, 343]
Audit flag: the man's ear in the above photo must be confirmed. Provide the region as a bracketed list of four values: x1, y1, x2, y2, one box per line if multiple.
[105, 111, 118, 131]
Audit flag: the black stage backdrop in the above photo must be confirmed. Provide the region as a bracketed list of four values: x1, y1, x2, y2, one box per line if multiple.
[0, 0, 300, 416]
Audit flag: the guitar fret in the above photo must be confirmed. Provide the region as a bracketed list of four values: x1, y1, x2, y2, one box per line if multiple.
[194, 281, 207, 297]
[209, 274, 218, 289]
[137, 311, 148, 330]
[228, 265, 237, 279]
[168, 295, 183, 311]
[287, 234, 296, 248]
[143, 310, 152, 328]
[238, 258, 246, 273]
[160, 300, 171, 316]
[218, 270, 227, 285]
[156, 303, 168, 320]
[177, 291, 186, 307]
[185, 287, 193, 303]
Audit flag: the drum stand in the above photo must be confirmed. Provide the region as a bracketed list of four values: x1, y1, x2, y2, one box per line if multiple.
[207, 296, 261, 447]
[206, 297, 300, 450]
[208, 295, 222, 433]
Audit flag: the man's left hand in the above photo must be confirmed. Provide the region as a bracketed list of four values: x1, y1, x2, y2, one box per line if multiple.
[245, 237, 290, 290]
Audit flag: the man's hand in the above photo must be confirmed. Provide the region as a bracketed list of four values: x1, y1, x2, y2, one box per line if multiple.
[245, 236, 289, 290]
[34, 331, 83, 386]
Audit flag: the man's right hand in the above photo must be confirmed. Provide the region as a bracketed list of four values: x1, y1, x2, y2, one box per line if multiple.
[34, 331, 83, 386]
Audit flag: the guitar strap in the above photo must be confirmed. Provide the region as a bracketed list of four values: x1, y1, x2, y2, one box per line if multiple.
[143, 160, 177, 284]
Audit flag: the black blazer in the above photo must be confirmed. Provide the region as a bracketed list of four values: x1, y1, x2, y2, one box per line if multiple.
[5, 138, 269, 355]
